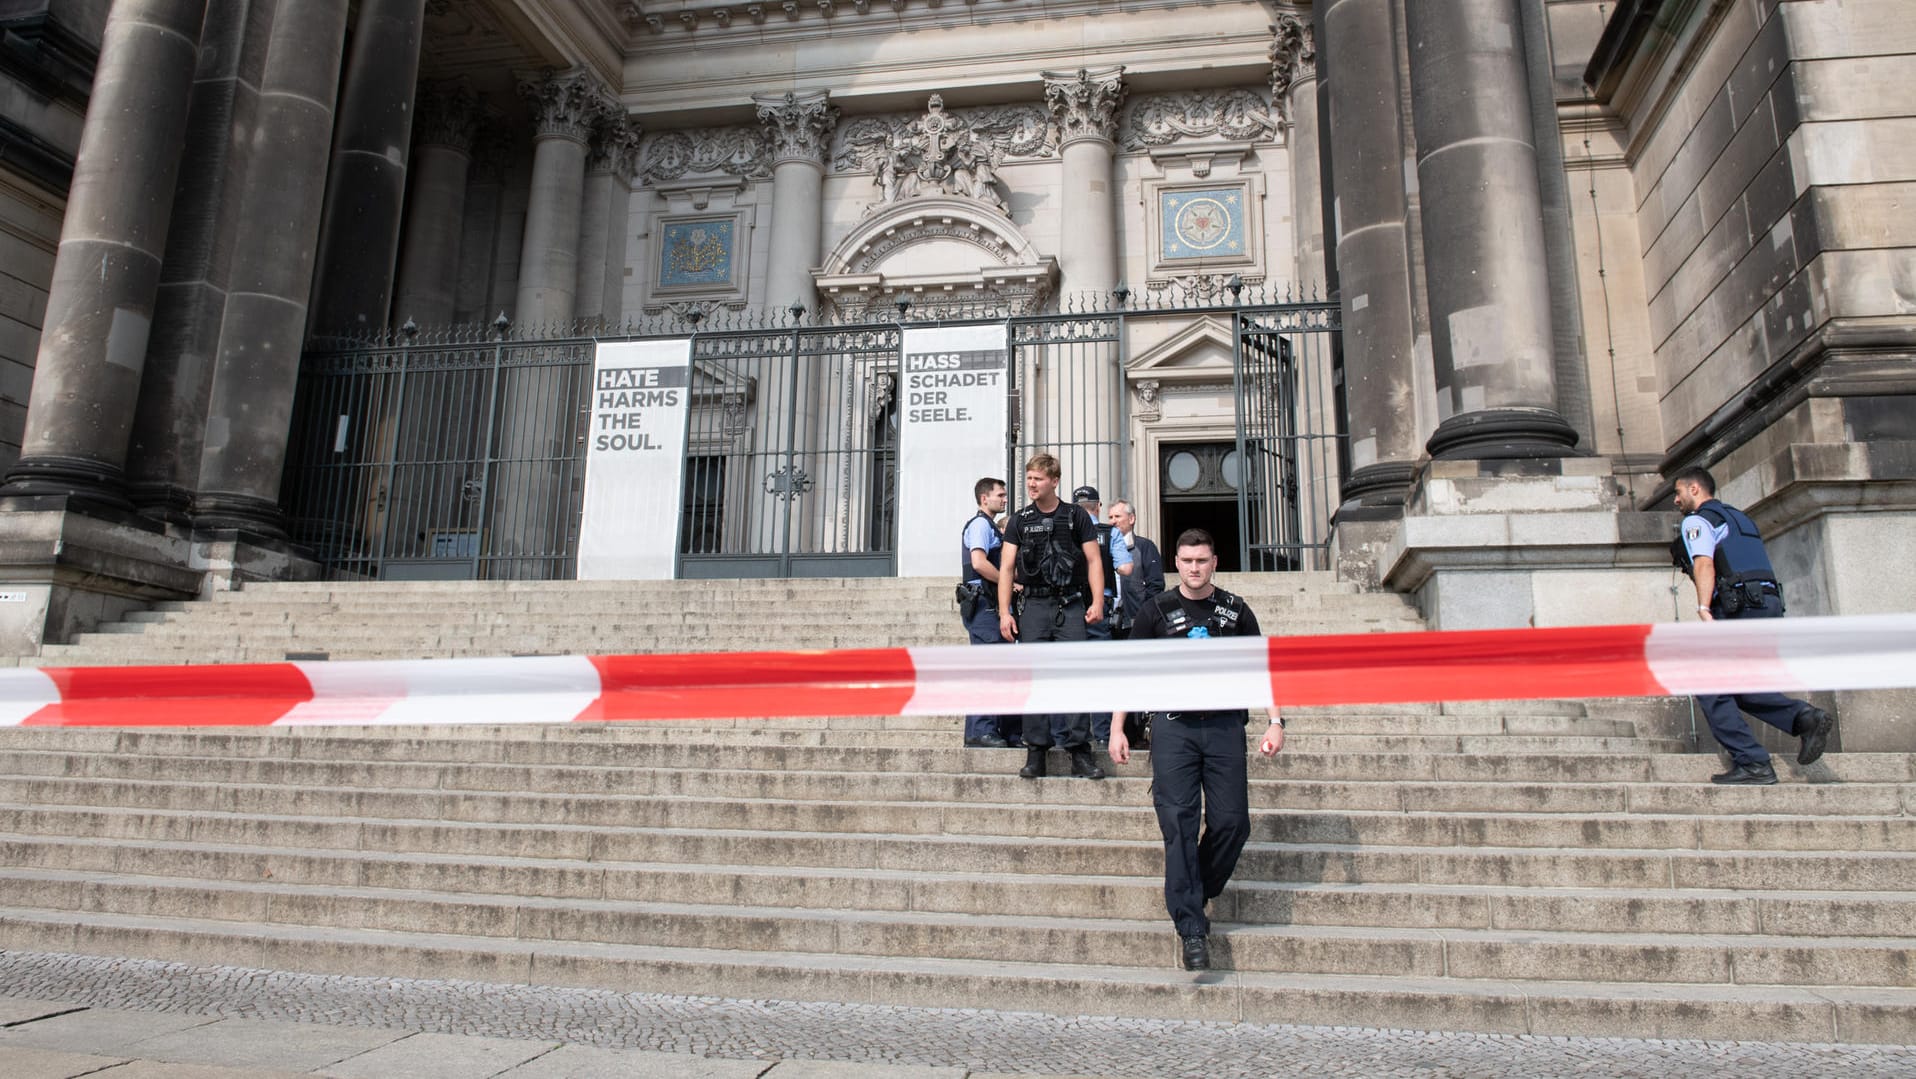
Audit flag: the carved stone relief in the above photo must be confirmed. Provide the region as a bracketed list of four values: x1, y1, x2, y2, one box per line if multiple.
[640, 128, 772, 183]
[414, 79, 481, 152]
[1270, 10, 1316, 124]
[1041, 66, 1126, 146]
[1119, 90, 1280, 151]
[517, 68, 616, 142]
[587, 115, 644, 182]
[753, 89, 840, 164]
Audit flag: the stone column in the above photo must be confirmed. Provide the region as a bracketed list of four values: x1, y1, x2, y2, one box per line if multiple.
[1405, 0, 1577, 459]
[513, 68, 609, 332]
[452, 124, 511, 324]
[1042, 67, 1126, 496]
[194, 0, 352, 533]
[753, 90, 837, 313]
[392, 80, 481, 328]
[598, 130, 642, 326]
[1042, 67, 1125, 306]
[574, 114, 641, 324]
[124, 0, 274, 521]
[1321, 0, 1420, 507]
[306, 0, 429, 337]
[1, 0, 211, 504]
[1273, 9, 1338, 550]
[1274, 12, 1323, 295]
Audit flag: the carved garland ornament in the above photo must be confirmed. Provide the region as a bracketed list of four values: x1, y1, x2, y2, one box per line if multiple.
[640, 128, 773, 183]
[1119, 90, 1281, 151]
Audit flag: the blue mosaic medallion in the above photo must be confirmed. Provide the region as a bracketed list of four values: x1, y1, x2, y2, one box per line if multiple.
[660, 219, 735, 288]
[1160, 188, 1245, 260]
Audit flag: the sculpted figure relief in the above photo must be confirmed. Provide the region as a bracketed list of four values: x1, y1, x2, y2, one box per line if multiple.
[847, 94, 1010, 212]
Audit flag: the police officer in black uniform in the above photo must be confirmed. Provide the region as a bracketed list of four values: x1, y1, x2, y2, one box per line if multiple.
[1672, 466, 1836, 785]
[1110, 528, 1285, 971]
[997, 452, 1107, 780]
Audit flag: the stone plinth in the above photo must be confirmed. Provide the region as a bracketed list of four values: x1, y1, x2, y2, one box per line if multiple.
[0, 502, 321, 655]
[1375, 457, 1682, 630]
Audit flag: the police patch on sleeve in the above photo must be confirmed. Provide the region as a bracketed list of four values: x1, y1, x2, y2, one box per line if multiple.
[1684, 524, 1702, 542]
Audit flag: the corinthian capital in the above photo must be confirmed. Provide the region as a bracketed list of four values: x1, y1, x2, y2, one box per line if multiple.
[415, 78, 481, 152]
[1270, 10, 1317, 119]
[517, 68, 615, 143]
[752, 89, 839, 165]
[588, 114, 645, 183]
[1041, 66, 1126, 146]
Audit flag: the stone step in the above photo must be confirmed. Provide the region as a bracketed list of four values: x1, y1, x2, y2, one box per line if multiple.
[0, 905, 1906, 1042]
[1, 741, 1907, 791]
[2, 868, 1912, 989]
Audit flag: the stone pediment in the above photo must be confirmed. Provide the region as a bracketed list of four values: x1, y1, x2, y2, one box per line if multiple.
[1127, 316, 1236, 380]
[814, 197, 1057, 318]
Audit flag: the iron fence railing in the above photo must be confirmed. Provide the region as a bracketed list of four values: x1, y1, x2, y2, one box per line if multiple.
[284, 292, 1344, 580]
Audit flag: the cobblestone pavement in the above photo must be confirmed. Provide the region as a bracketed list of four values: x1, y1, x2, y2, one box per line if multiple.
[4, 951, 1914, 1078]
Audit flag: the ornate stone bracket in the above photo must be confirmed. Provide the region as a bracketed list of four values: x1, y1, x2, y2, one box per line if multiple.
[752, 89, 839, 165]
[517, 68, 616, 143]
[1042, 66, 1126, 146]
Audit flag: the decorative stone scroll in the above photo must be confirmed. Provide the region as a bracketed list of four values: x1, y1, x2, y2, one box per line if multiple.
[640, 127, 772, 183]
[1041, 66, 1126, 146]
[1119, 90, 1281, 151]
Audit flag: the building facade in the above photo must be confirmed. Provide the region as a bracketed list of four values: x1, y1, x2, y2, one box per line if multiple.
[1, 0, 1911, 742]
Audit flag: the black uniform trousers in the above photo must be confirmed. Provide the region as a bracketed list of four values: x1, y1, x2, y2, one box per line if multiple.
[1017, 592, 1090, 750]
[1697, 592, 1814, 766]
[961, 602, 1019, 744]
[1150, 711, 1251, 938]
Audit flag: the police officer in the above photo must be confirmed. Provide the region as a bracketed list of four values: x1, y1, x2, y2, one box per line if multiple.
[1110, 528, 1284, 971]
[997, 452, 1107, 780]
[1071, 485, 1132, 747]
[1672, 466, 1835, 785]
[959, 476, 1017, 748]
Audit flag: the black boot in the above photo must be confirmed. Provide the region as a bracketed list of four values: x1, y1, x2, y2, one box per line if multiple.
[1795, 707, 1835, 766]
[1069, 748, 1105, 780]
[1711, 760, 1778, 785]
[1018, 748, 1046, 779]
[1180, 934, 1210, 971]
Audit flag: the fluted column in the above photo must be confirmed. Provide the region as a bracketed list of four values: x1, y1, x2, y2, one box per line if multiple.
[306, 0, 429, 336]
[575, 113, 641, 324]
[753, 90, 837, 312]
[2, 0, 210, 504]
[513, 68, 610, 331]
[193, 0, 352, 533]
[1321, 0, 1420, 507]
[1405, 0, 1577, 459]
[1043, 67, 1125, 305]
[392, 80, 481, 328]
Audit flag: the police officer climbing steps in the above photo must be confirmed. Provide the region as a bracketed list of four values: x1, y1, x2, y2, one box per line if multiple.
[1110, 529, 1285, 972]
[996, 453, 1107, 780]
[1671, 466, 1836, 785]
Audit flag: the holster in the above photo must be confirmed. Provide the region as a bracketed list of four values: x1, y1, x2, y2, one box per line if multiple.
[955, 581, 984, 622]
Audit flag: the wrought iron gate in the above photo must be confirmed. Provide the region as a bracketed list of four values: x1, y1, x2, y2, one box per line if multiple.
[283, 297, 1343, 580]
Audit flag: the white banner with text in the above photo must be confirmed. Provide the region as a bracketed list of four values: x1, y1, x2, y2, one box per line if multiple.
[577, 338, 693, 580]
[896, 324, 1010, 577]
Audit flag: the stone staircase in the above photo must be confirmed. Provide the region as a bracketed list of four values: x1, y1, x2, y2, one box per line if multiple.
[1, 575, 1911, 1043]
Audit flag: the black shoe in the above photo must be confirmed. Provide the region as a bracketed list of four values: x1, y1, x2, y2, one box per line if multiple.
[1018, 748, 1047, 779]
[1180, 934, 1210, 971]
[1069, 749, 1105, 780]
[964, 734, 1010, 749]
[1711, 760, 1778, 785]
[1795, 707, 1835, 766]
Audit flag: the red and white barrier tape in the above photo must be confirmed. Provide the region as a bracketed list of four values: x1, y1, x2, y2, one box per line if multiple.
[1, 613, 1912, 728]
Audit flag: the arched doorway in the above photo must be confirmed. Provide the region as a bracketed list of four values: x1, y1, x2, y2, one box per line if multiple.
[1158, 442, 1244, 573]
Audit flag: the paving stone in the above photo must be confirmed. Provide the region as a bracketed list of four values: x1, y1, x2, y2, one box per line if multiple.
[317, 1029, 560, 1078]
[0, 1003, 219, 1053]
[0, 1044, 133, 1079]
[494, 1043, 772, 1078]
[0, 998, 81, 1026]
[124, 1016, 405, 1071]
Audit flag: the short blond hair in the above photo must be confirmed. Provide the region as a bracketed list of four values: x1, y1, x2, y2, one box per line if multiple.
[1023, 453, 1061, 480]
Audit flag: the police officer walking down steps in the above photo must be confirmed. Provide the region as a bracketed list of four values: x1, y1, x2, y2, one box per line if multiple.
[958, 476, 1018, 748]
[1110, 529, 1284, 972]
[998, 453, 1107, 780]
[1672, 466, 1835, 785]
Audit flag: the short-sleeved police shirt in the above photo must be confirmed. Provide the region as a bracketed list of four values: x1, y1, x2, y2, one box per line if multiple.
[1131, 589, 1262, 641]
[1680, 513, 1726, 563]
[1003, 502, 1099, 593]
[961, 514, 1000, 583]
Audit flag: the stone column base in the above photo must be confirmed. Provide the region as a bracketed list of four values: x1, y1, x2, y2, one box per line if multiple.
[0, 500, 322, 656]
